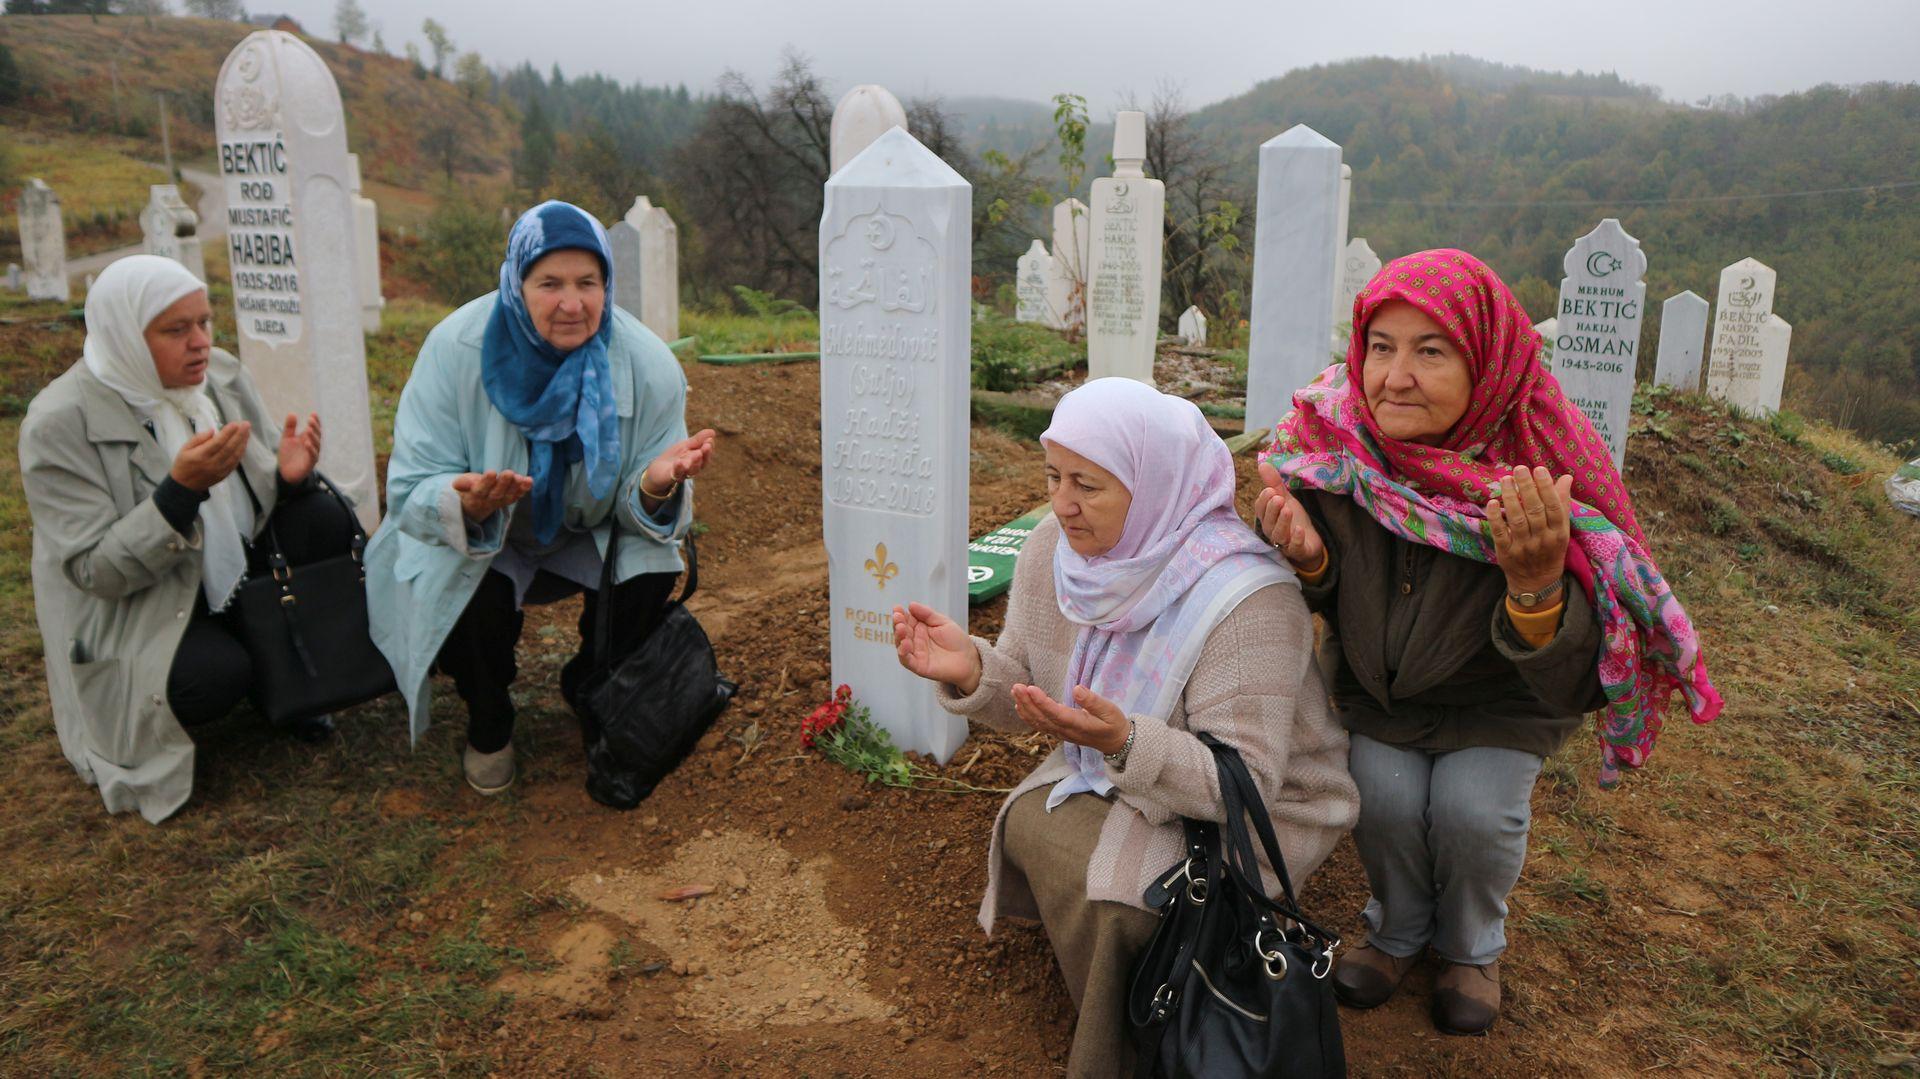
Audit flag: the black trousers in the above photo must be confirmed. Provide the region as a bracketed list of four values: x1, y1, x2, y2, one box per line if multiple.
[436, 567, 677, 753]
[165, 485, 357, 726]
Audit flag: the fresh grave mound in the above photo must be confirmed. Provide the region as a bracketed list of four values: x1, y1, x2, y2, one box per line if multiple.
[565, 830, 896, 1029]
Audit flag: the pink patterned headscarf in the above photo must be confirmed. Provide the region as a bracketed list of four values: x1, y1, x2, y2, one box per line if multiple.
[1271, 249, 1720, 786]
[1041, 379, 1293, 806]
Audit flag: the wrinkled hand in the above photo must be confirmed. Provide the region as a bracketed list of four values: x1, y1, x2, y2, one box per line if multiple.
[642, 429, 718, 501]
[451, 469, 532, 522]
[276, 411, 322, 485]
[1010, 683, 1131, 755]
[1254, 459, 1324, 570]
[169, 421, 251, 492]
[893, 601, 981, 695]
[1487, 464, 1574, 599]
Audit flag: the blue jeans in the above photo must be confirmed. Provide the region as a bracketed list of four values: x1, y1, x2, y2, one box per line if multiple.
[1348, 733, 1544, 966]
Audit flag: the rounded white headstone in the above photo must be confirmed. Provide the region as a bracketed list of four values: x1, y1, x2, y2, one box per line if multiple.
[1113, 111, 1146, 164]
[830, 85, 909, 175]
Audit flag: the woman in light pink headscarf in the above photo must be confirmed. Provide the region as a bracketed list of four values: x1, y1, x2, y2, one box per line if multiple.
[892, 377, 1358, 1077]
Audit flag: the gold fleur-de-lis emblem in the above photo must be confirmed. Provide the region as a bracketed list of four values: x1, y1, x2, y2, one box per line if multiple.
[865, 542, 900, 588]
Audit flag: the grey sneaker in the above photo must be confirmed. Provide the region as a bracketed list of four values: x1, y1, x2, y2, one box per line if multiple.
[462, 743, 516, 795]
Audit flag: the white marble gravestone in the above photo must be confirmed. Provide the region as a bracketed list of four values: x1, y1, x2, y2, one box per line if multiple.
[830, 84, 909, 176]
[1654, 290, 1710, 392]
[1337, 237, 1381, 332]
[1051, 197, 1090, 333]
[1551, 219, 1647, 468]
[1535, 318, 1558, 364]
[1245, 125, 1342, 434]
[1706, 257, 1784, 414]
[140, 184, 206, 283]
[609, 196, 680, 341]
[3, 264, 19, 291]
[215, 30, 379, 530]
[819, 127, 971, 763]
[1085, 112, 1165, 384]
[1329, 164, 1352, 326]
[346, 154, 384, 334]
[1178, 305, 1207, 347]
[18, 179, 68, 303]
[1015, 239, 1051, 324]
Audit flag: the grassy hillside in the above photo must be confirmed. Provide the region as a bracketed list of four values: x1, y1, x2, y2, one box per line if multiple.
[0, 14, 513, 190]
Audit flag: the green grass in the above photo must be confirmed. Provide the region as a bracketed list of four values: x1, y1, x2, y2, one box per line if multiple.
[0, 127, 173, 260]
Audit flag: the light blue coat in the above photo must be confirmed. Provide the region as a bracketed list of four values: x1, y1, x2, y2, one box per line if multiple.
[365, 295, 693, 742]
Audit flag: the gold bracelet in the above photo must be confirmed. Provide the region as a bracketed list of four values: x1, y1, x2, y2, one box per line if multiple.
[640, 474, 680, 502]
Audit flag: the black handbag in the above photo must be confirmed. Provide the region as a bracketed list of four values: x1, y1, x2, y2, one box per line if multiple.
[234, 474, 397, 726]
[1128, 733, 1347, 1078]
[577, 524, 736, 810]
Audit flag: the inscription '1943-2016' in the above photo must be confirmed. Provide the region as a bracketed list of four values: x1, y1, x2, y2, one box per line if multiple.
[220, 135, 303, 344]
[823, 204, 941, 517]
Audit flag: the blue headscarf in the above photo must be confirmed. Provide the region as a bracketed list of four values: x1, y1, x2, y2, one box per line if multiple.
[482, 201, 623, 544]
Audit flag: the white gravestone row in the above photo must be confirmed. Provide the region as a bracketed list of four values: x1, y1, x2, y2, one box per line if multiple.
[608, 195, 681, 341]
[1550, 218, 1647, 469]
[347, 153, 384, 334]
[818, 127, 971, 762]
[1245, 125, 1342, 434]
[1706, 257, 1790, 415]
[140, 184, 206, 283]
[18, 178, 69, 303]
[1051, 197, 1090, 333]
[829, 84, 909, 176]
[1177, 305, 1207, 347]
[1653, 290, 1710, 392]
[1085, 111, 1165, 384]
[215, 30, 380, 530]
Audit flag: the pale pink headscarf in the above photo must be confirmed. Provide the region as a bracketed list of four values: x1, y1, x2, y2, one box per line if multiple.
[1040, 378, 1293, 807]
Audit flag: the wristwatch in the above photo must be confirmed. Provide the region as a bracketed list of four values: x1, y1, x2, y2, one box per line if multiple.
[1508, 577, 1565, 609]
[1104, 720, 1137, 772]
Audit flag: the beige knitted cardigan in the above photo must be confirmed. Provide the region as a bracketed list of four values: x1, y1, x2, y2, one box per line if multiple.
[940, 515, 1360, 935]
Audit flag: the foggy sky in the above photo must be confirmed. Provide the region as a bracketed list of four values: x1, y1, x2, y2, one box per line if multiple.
[268, 0, 1920, 114]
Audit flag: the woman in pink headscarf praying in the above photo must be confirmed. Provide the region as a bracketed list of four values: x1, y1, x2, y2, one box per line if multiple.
[1257, 249, 1720, 1035]
[893, 377, 1358, 1077]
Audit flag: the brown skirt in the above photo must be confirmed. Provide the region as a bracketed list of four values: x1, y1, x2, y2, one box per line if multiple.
[1004, 786, 1161, 1079]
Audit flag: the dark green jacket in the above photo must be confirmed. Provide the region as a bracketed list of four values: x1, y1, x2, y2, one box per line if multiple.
[1297, 491, 1606, 758]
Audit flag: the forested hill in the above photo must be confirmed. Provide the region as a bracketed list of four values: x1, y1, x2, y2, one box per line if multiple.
[1190, 56, 1920, 443]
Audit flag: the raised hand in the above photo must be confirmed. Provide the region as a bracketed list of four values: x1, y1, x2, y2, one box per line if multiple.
[1254, 459, 1325, 570]
[892, 601, 981, 695]
[451, 469, 533, 522]
[642, 428, 718, 500]
[170, 421, 251, 492]
[1486, 464, 1574, 603]
[1010, 683, 1131, 755]
[276, 411, 322, 485]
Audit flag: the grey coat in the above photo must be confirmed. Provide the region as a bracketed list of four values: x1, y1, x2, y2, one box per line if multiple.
[21, 350, 283, 822]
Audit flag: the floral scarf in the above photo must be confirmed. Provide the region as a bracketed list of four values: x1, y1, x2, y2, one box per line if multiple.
[1270, 249, 1721, 785]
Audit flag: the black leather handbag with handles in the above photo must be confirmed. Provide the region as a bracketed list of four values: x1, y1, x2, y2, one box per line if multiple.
[1127, 733, 1347, 1078]
[234, 474, 397, 726]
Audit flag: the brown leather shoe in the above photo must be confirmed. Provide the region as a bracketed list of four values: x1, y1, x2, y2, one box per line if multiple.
[1433, 960, 1501, 1035]
[1331, 943, 1420, 1009]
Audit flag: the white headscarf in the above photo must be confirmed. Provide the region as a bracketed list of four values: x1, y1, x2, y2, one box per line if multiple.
[82, 255, 253, 610]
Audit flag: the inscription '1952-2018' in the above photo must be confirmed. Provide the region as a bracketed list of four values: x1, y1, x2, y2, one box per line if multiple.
[220, 135, 304, 344]
[823, 204, 942, 517]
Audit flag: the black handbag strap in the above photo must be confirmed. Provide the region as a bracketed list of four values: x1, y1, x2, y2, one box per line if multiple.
[1201, 733, 1340, 946]
[590, 517, 698, 675]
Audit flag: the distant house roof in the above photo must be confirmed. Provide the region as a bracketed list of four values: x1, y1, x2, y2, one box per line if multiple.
[246, 14, 307, 34]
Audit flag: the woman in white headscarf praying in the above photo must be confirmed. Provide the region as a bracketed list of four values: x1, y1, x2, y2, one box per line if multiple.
[20, 255, 354, 823]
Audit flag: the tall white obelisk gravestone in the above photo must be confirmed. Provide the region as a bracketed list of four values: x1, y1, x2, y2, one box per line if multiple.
[1245, 125, 1342, 434]
[1085, 111, 1165, 384]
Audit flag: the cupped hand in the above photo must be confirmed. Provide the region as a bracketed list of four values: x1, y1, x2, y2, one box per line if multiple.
[1254, 459, 1324, 570]
[1486, 464, 1574, 599]
[451, 469, 533, 522]
[170, 421, 251, 492]
[643, 429, 718, 500]
[1010, 683, 1131, 755]
[892, 601, 981, 695]
[277, 411, 322, 485]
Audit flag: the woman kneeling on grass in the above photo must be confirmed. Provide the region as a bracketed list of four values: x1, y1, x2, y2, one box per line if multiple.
[21, 256, 353, 823]
[892, 377, 1359, 1077]
[1255, 248, 1722, 1034]
[365, 201, 715, 795]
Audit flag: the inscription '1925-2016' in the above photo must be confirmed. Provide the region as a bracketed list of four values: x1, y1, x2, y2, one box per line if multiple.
[220, 135, 304, 344]
[823, 204, 942, 517]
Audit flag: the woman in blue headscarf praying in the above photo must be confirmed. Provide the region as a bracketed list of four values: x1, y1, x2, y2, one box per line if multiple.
[365, 200, 716, 794]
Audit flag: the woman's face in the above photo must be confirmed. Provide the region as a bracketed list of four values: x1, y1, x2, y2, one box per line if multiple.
[1360, 300, 1475, 446]
[521, 249, 606, 352]
[1045, 441, 1132, 558]
[145, 290, 214, 389]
